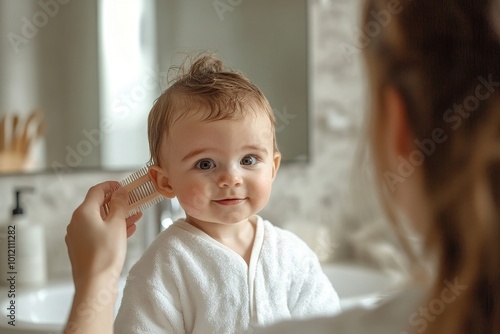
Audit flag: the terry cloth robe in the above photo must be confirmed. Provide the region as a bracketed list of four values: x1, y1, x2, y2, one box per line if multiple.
[114, 215, 340, 334]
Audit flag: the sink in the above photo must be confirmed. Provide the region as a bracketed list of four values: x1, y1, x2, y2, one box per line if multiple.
[0, 264, 396, 333]
[321, 263, 397, 310]
[0, 279, 126, 334]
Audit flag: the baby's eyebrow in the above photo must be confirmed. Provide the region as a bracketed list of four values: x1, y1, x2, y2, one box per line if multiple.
[242, 145, 268, 155]
[181, 148, 211, 162]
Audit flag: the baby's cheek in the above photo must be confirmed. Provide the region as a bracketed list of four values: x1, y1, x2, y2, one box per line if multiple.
[179, 183, 216, 213]
[252, 179, 273, 208]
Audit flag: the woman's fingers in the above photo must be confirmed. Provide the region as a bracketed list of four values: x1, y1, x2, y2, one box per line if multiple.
[106, 187, 129, 223]
[73, 181, 142, 239]
[82, 181, 120, 213]
[126, 224, 137, 238]
[77, 181, 119, 221]
[126, 212, 142, 226]
[125, 212, 141, 238]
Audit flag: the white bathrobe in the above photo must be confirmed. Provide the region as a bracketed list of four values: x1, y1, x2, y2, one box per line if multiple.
[114, 215, 340, 334]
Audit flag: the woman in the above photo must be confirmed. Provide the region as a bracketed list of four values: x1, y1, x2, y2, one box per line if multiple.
[65, 0, 499, 333]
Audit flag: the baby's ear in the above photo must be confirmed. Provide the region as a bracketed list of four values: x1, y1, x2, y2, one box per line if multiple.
[148, 165, 176, 198]
[271, 152, 281, 180]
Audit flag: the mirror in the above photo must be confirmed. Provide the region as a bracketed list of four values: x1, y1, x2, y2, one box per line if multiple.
[0, 0, 309, 176]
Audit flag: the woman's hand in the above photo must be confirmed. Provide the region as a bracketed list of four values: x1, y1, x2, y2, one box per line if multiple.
[65, 181, 142, 288]
[64, 181, 142, 334]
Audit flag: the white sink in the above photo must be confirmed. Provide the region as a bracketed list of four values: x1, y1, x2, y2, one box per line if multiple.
[0, 279, 126, 334]
[0, 264, 396, 333]
[321, 263, 397, 310]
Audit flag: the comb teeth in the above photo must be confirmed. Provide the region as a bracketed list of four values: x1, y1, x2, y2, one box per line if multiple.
[120, 165, 149, 187]
[126, 193, 164, 217]
[104, 164, 165, 218]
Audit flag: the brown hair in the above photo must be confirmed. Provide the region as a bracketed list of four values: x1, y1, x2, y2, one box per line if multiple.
[362, 0, 499, 333]
[147, 53, 278, 166]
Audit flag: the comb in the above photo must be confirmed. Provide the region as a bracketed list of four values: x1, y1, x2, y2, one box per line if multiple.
[104, 165, 164, 218]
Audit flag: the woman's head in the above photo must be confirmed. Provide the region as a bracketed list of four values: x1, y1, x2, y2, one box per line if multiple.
[362, 0, 499, 333]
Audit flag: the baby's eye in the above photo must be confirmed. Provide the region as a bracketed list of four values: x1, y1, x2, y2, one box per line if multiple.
[195, 159, 215, 170]
[241, 155, 258, 166]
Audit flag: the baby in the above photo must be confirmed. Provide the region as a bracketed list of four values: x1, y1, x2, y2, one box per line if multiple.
[115, 54, 340, 333]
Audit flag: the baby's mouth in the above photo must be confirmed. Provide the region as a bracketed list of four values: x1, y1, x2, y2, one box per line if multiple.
[213, 198, 246, 206]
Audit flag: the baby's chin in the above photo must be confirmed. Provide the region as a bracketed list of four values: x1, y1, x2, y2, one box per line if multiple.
[185, 211, 254, 226]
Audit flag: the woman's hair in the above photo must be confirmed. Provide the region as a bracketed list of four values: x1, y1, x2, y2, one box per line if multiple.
[147, 52, 278, 166]
[362, 0, 499, 333]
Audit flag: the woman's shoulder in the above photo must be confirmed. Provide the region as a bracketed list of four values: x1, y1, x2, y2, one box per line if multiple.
[252, 284, 427, 334]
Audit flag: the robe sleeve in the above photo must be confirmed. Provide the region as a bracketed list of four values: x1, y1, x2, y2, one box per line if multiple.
[288, 250, 341, 318]
[114, 266, 185, 333]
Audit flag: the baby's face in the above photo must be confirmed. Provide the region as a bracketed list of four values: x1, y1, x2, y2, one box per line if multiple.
[162, 109, 280, 225]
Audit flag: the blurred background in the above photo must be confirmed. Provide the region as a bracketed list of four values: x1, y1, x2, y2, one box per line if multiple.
[0, 0, 410, 283]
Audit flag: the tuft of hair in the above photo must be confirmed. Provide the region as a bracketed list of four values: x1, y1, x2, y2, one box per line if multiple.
[177, 52, 225, 80]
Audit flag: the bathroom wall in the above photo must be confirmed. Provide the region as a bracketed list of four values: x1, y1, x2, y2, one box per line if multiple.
[0, 0, 410, 281]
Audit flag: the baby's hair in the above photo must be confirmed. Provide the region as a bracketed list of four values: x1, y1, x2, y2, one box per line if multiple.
[148, 52, 278, 166]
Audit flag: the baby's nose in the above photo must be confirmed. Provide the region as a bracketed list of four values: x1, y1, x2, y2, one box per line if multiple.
[217, 168, 242, 188]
